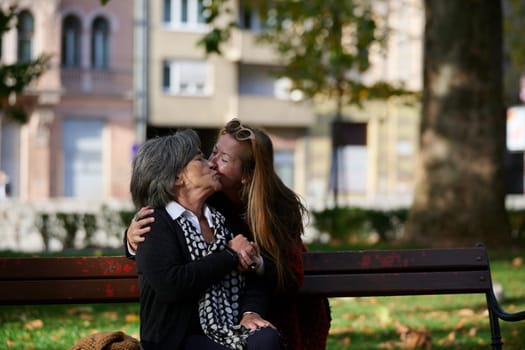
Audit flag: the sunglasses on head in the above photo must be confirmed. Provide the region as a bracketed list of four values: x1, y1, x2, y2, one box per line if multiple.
[225, 118, 254, 141]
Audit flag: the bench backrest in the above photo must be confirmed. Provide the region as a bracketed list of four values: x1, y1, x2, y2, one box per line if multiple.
[0, 247, 492, 305]
[302, 247, 492, 297]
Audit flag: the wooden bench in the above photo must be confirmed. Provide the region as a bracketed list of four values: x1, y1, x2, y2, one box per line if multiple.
[1, 245, 524, 349]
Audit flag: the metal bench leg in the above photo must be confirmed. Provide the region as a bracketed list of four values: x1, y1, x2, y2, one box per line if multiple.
[487, 294, 503, 350]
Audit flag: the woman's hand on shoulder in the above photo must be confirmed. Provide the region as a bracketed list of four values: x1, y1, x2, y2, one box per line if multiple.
[127, 206, 155, 251]
[240, 312, 275, 331]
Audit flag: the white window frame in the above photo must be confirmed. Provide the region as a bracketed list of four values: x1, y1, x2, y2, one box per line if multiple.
[163, 60, 211, 96]
[163, 0, 207, 32]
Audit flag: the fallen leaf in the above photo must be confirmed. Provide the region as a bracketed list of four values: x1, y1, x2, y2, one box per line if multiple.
[468, 327, 477, 337]
[395, 321, 432, 349]
[447, 331, 456, 343]
[24, 319, 43, 330]
[66, 306, 94, 315]
[455, 318, 466, 329]
[102, 311, 119, 320]
[342, 336, 351, 346]
[125, 313, 140, 323]
[457, 308, 475, 317]
[79, 313, 94, 321]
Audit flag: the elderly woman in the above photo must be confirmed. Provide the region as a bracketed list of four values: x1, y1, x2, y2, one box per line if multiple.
[128, 121, 330, 349]
[130, 129, 282, 350]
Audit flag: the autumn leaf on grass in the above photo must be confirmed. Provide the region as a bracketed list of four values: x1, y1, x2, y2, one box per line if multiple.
[375, 306, 392, 326]
[342, 313, 353, 321]
[125, 313, 139, 323]
[342, 336, 351, 347]
[457, 308, 475, 317]
[327, 325, 352, 335]
[395, 321, 432, 349]
[24, 319, 44, 330]
[66, 306, 94, 317]
[468, 327, 478, 337]
[101, 311, 119, 321]
[79, 313, 94, 321]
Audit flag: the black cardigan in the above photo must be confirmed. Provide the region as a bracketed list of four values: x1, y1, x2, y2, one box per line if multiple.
[134, 203, 269, 349]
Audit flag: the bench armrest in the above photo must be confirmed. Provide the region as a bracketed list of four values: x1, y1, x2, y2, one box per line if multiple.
[487, 290, 525, 322]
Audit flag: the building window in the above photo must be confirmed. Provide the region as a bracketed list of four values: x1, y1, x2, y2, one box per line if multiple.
[17, 10, 34, 62]
[163, 0, 206, 30]
[91, 17, 109, 69]
[162, 60, 210, 96]
[1, 122, 21, 197]
[239, 3, 262, 30]
[62, 15, 81, 67]
[275, 150, 294, 189]
[63, 119, 104, 198]
[330, 122, 368, 193]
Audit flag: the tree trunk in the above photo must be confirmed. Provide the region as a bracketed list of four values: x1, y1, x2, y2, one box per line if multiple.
[404, 0, 511, 248]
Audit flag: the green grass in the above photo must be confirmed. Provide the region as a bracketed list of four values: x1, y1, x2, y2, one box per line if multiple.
[0, 303, 140, 349]
[326, 256, 525, 349]
[1, 249, 524, 349]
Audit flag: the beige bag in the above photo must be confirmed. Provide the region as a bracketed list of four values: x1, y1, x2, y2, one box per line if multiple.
[68, 331, 142, 350]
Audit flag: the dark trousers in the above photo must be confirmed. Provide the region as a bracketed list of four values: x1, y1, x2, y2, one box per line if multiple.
[182, 327, 283, 350]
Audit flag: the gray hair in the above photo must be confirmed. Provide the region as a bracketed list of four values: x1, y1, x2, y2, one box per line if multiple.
[130, 129, 201, 209]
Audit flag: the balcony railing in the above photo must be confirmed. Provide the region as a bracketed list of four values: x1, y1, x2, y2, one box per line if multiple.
[60, 68, 133, 97]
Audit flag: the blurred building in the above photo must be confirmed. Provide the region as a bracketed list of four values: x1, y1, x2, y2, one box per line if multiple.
[283, 0, 423, 209]
[0, 0, 135, 201]
[0, 0, 424, 211]
[141, 0, 423, 210]
[142, 0, 316, 203]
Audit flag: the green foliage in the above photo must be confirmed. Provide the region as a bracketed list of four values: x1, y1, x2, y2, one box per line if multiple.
[198, 28, 230, 55]
[197, 0, 234, 55]
[35, 213, 51, 251]
[56, 213, 82, 249]
[0, 4, 16, 34]
[312, 206, 408, 244]
[503, 0, 525, 105]
[503, 0, 525, 69]
[313, 206, 525, 246]
[199, 0, 417, 109]
[2, 105, 28, 123]
[32, 209, 134, 251]
[507, 209, 525, 239]
[118, 209, 135, 229]
[83, 213, 98, 245]
[0, 55, 50, 96]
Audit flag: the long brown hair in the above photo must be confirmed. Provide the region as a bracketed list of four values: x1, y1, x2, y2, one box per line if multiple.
[221, 119, 307, 291]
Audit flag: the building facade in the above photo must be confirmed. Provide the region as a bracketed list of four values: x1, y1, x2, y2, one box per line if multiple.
[143, 0, 423, 210]
[0, 0, 424, 211]
[143, 0, 317, 202]
[0, 0, 135, 201]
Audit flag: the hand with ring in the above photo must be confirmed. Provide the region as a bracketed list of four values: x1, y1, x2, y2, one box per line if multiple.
[127, 206, 155, 251]
[240, 312, 275, 330]
[228, 236, 261, 272]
